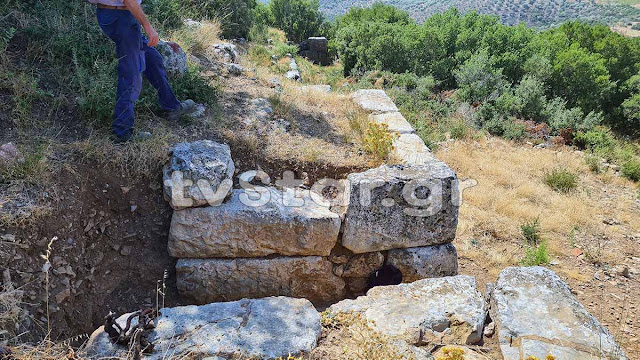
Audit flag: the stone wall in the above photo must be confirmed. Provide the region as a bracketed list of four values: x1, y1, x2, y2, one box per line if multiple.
[164, 89, 459, 304]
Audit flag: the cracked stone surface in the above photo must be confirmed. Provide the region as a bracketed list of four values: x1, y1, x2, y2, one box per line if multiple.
[83, 297, 321, 360]
[387, 243, 458, 282]
[342, 164, 459, 253]
[168, 187, 341, 258]
[491, 267, 629, 360]
[329, 275, 486, 346]
[352, 89, 399, 113]
[177, 257, 346, 304]
[162, 140, 235, 210]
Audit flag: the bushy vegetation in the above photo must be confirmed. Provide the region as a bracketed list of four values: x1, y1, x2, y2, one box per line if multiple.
[544, 167, 579, 192]
[319, 0, 640, 29]
[332, 5, 640, 136]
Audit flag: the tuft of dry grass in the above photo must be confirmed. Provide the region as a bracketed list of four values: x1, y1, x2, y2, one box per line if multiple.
[438, 137, 640, 275]
[171, 19, 221, 56]
[63, 129, 176, 180]
[313, 311, 416, 360]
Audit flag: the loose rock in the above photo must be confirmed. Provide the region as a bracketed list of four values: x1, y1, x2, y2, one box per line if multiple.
[162, 140, 235, 210]
[156, 40, 187, 77]
[83, 297, 321, 360]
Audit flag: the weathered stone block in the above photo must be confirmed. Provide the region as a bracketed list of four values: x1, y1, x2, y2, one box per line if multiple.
[177, 257, 346, 304]
[352, 89, 399, 113]
[387, 244, 458, 282]
[83, 297, 321, 360]
[491, 267, 628, 360]
[329, 276, 486, 345]
[392, 133, 434, 165]
[369, 112, 415, 134]
[163, 140, 234, 210]
[342, 163, 459, 253]
[168, 187, 341, 258]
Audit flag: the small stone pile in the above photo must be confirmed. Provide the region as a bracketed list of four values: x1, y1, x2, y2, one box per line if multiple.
[163, 90, 460, 304]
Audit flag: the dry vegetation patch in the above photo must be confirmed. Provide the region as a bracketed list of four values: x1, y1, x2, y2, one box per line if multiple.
[438, 137, 640, 272]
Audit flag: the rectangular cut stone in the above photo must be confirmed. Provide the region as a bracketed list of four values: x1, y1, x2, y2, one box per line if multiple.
[491, 267, 628, 360]
[387, 244, 458, 282]
[392, 133, 434, 165]
[369, 112, 415, 134]
[329, 276, 486, 345]
[176, 257, 346, 304]
[342, 163, 459, 253]
[168, 187, 341, 258]
[352, 89, 398, 113]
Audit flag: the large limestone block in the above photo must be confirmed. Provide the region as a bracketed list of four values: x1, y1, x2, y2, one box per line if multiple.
[490, 267, 629, 360]
[387, 244, 458, 282]
[329, 276, 486, 345]
[177, 257, 346, 304]
[83, 297, 321, 360]
[352, 89, 399, 113]
[392, 133, 434, 165]
[163, 140, 234, 210]
[370, 112, 415, 134]
[168, 187, 341, 258]
[342, 164, 459, 253]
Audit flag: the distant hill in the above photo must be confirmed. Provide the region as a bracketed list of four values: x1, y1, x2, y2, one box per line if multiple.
[318, 0, 640, 28]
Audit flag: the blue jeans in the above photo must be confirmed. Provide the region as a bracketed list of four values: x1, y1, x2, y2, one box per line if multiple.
[96, 8, 181, 138]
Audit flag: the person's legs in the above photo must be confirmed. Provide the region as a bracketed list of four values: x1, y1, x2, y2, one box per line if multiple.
[143, 43, 181, 111]
[97, 9, 144, 139]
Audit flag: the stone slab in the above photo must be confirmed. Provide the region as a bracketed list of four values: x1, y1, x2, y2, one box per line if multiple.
[329, 276, 485, 345]
[168, 187, 341, 258]
[392, 133, 434, 165]
[352, 89, 399, 113]
[177, 257, 346, 304]
[83, 297, 321, 360]
[490, 267, 628, 360]
[370, 112, 415, 134]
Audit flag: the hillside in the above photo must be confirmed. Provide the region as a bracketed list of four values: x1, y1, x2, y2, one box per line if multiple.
[319, 0, 640, 28]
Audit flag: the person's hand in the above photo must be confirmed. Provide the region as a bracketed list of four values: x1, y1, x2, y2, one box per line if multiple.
[143, 23, 159, 47]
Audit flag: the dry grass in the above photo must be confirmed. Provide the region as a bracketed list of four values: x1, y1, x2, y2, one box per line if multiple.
[245, 68, 376, 170]
[312, 311, 416, 360]
[437, 137, 640, 276]
[171, 19, 222, 55]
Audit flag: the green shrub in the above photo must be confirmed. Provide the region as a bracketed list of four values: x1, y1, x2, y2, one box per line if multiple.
[269, 0, 325, 43]
[522, 241, 550, 266]
[544, 167, 578, 193]
[621, 159, 640, 182]
[362, 122, 397, 161]
[585, 154, 602, 174]
[521, 217, 541, 246]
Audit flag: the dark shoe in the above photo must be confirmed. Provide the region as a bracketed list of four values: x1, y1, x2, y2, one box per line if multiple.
[167, 100, 196, 120]
[111, 131, 152, 144]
